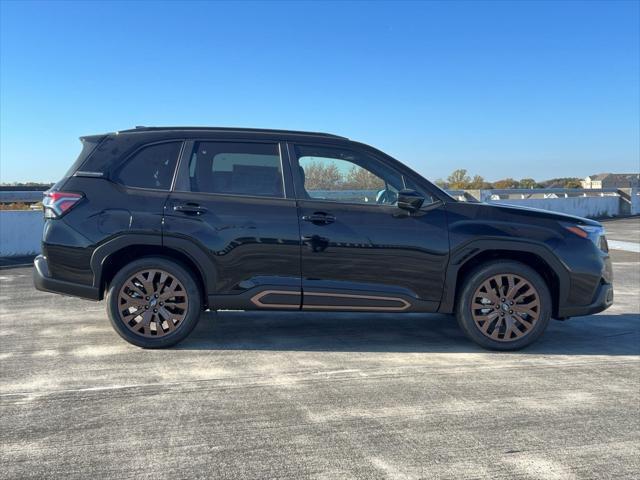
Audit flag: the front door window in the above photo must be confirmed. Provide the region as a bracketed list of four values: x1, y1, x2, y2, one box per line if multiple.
[296, 145, 407, 206]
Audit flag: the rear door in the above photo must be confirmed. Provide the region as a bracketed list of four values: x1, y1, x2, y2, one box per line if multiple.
[164, 139, 302, 309]
[289, 143, 449, 312]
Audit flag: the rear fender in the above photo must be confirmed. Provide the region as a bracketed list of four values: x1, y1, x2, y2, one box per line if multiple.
[91, 234, 217, 296]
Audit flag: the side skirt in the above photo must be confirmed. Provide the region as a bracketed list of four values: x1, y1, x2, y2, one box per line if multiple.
[209, 288, 438, 313]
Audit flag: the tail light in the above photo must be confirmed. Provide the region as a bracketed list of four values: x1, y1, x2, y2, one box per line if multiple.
[43, 191, 83, 219]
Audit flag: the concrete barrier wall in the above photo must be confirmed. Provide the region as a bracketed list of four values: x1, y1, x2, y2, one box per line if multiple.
[632, 191, 640, 215]
[487, 196, 621, 218]
[0, 211, 43, 256]
[0, 191, 637, 257]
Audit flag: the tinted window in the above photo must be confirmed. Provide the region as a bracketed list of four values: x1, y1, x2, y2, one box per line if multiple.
[63, 135, 105, 179]
[296, 145, 405, 205]
[115, 142, 181, 190]
[186, 142, 283, 197]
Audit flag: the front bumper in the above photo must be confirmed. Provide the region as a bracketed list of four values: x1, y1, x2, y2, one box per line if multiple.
[557, 281, 614, 318]
[33, 254, 100, 301]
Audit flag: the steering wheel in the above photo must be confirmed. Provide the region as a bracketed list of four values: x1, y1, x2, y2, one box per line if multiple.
[376, 188, 398, 205]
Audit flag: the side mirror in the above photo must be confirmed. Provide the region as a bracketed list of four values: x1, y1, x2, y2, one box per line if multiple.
[397, 189, 425, 212]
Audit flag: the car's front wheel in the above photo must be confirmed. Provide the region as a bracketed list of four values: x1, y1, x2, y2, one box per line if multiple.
[456, 261, 551, 351]
[106, 257, 202, 348]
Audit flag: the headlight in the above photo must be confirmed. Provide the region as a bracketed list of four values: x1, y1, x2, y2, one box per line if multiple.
[565, 224, 608, 252]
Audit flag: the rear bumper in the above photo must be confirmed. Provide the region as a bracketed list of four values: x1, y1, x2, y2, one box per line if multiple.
[33, 254, 100, 301]
[557, 282, 614, 318]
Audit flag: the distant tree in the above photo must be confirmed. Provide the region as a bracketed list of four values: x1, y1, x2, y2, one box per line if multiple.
[469, 175, 491, 189]
[518, 178, 539, 189]
[447, 169, 471, 189]
[564, 179, 582, 188]
[434, 178, 449, 189]
[303, 161, 343, 190]
[540, 177, 582, 188]
[0, 182, 53, 187]
[492, 178, 519, 189]
[344, 165, 384, 190]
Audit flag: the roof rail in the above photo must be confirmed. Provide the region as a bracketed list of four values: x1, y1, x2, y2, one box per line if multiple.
[117, 126, 348, 139]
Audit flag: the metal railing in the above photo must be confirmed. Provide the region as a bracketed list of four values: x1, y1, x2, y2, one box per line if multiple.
[0, 190, 46, 204]
[0, 186, 637, 215]
[479, 188, 621, 200]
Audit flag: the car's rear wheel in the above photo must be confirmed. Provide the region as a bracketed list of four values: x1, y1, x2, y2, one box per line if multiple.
[456, 261, 551, 350]
[106, 257, 202, 348]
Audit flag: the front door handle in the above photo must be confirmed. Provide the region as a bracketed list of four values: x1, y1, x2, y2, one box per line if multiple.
[302, 212, 335, 225]
[173, 204, 208, 215]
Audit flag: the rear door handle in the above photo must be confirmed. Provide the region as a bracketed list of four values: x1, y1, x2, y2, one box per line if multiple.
[302, 213, 335, 225]
[173, 204, 208, 215]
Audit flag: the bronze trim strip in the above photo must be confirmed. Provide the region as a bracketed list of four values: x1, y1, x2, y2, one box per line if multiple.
[303, 292, 411, 311]
[250, 290, 301, 309]
[250, 290, 412, 311]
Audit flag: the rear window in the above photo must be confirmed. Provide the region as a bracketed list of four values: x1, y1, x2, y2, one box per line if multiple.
[114, 142, 182, 190]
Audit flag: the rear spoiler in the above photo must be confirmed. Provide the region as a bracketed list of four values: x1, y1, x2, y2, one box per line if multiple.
[79, 134, 108, 143]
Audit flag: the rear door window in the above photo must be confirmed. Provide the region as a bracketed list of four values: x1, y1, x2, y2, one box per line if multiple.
[114, 142, 182, 190]
[183, 142, 284, 198]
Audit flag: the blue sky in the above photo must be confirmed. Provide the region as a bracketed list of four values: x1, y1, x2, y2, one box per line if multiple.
[1, 0, 638, 183]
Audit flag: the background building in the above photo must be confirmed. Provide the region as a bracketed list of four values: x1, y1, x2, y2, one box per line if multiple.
[582, 173, 640, 189]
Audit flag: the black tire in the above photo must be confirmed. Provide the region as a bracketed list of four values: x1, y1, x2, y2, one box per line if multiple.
[106, 257, 202, 348]
[456, 261, 551, 351]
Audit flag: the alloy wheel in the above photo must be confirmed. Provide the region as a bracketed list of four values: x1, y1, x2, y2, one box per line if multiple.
[471, 273, 540, 342]
[117, 269, 189, 338]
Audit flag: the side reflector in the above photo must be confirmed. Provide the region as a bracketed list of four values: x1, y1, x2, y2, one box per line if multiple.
[565, 226, 589, 239]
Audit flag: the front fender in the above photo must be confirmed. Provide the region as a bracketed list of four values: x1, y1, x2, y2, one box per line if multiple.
[438, 237, 570, 315]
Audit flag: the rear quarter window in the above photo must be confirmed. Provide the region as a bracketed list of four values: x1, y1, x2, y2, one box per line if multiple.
[61, 136, 105, 180]
[114, 142, 182, 190]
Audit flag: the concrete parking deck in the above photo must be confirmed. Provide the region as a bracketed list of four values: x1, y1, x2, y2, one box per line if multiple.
[1, 217, 639, 479]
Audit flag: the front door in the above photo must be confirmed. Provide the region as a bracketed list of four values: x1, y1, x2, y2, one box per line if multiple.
[290, 143, 449, 312]
[164, 139, 301, 309]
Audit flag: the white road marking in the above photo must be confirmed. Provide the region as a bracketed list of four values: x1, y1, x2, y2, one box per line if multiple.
[607, 240, 640, 253]
[370, 457, 416, 480]
[503, 455, 577, 480]
[316, 369, 363, 376]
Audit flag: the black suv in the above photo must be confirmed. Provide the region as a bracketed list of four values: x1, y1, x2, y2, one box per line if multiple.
[34, 127, 613, 350]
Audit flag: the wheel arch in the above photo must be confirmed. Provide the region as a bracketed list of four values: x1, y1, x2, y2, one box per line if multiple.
[439, 239, 569, 318]
[91, 234, 216, 305]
